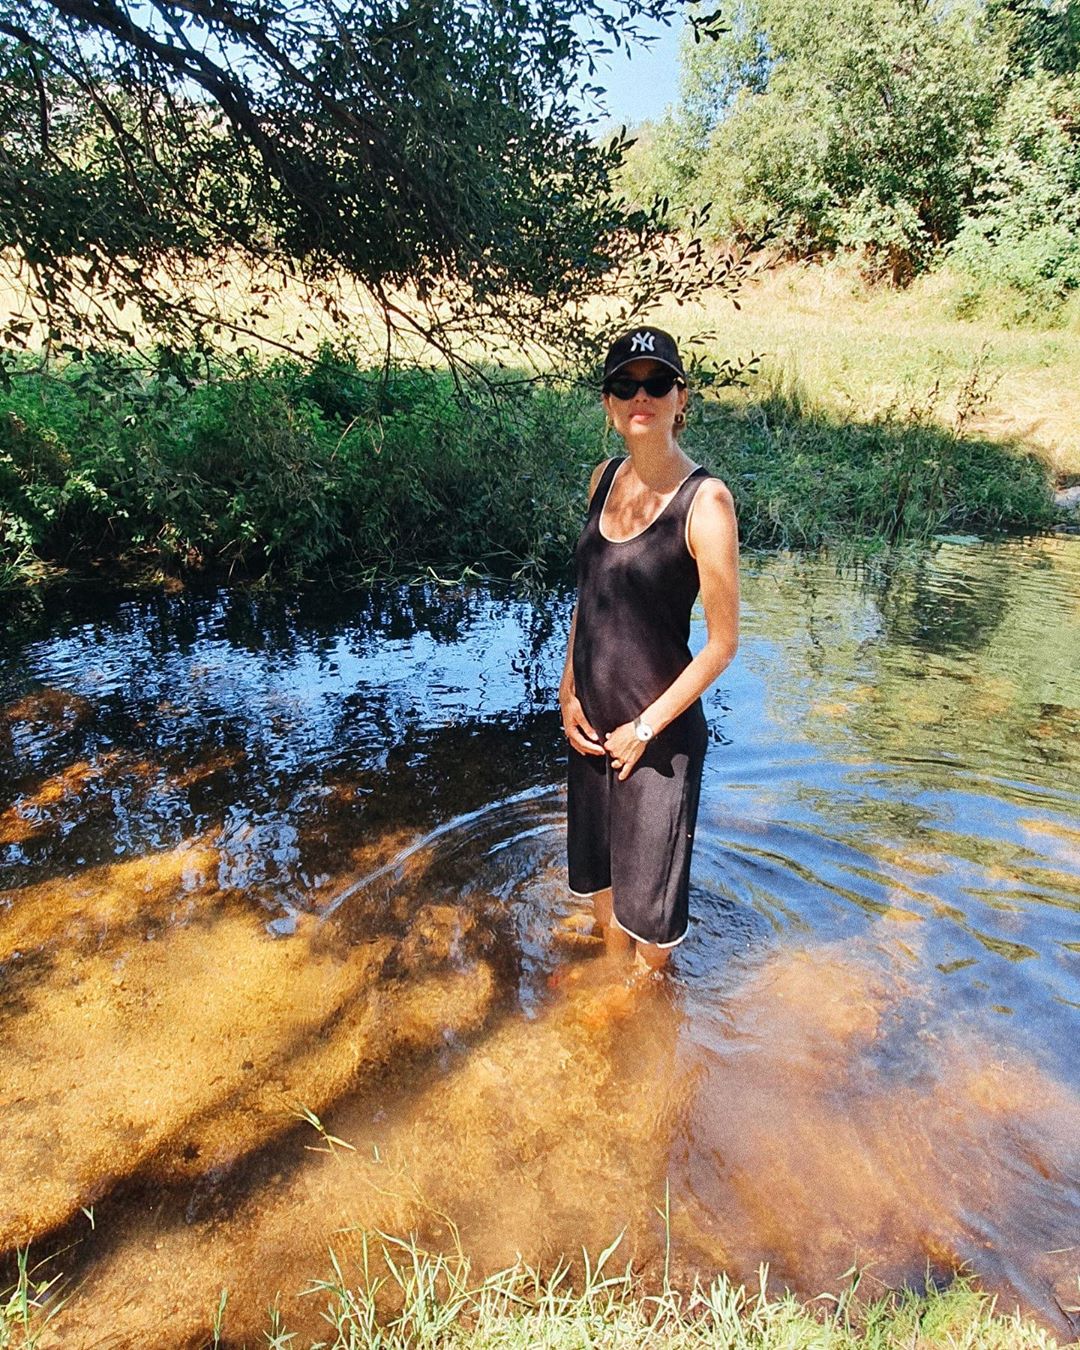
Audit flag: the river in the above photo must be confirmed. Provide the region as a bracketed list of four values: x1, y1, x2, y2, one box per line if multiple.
[1, 537, 1078, 1345]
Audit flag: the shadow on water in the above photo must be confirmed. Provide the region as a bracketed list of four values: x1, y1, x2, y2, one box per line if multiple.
[1, 543, 1078, 1346]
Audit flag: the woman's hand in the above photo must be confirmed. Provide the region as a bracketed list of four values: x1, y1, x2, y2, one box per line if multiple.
[560, 689, 605, 756]
[604, 722, 648, 781]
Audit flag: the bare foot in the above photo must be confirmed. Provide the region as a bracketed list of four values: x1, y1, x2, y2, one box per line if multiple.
[546, 943, 626, 992]
[573, 972, 656, 1029]
[550, 928, 606, 963]
[560, 911, 601, 937]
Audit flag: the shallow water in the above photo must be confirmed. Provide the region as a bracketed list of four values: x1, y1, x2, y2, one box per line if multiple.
[1, 539, 1078, 1346]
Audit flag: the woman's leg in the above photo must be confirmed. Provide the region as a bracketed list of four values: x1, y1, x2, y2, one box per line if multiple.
[593, 886, 631, 957]
[634, 941, 670, 973]
[598, 889, 670, 970]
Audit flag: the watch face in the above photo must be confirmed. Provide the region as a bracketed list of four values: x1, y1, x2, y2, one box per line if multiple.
[635, 720, 654, 742]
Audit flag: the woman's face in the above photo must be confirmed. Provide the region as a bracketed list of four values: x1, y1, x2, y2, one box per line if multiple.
[602, 358, 688, 441]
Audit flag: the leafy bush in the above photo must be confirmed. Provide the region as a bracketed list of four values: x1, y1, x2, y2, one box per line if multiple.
[0, 356, 138, 562]
[147, 375, 345, 573]
[950, 73, 1080, 311]
[0, 349, 1058, 590]
[0, 354, 607, 585]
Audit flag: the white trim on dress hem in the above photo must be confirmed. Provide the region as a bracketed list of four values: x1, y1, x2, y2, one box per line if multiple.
[567, 888, 687, 947]
[610, 908, 688, 949]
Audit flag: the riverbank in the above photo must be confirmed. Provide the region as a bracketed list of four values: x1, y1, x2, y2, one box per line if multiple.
[2, 1243, 1068, 1348]
[650, 262, 1080, 482]
[0, 343, 1062, 591]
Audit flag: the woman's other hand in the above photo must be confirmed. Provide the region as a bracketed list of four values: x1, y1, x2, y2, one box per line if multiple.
[603, 722, 647, 781]
[561, 691, 605, 756]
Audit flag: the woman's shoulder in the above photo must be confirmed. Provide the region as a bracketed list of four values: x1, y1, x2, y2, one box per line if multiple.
[691, 470, 735, 512]
[587, 456, 623, 503]
[687, 473, 737, 558]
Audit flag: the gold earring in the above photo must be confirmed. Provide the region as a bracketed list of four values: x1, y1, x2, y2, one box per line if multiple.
[673, 410, 686, 428]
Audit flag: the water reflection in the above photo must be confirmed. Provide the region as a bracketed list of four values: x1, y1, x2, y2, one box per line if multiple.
[1, 540, 1078, 1346]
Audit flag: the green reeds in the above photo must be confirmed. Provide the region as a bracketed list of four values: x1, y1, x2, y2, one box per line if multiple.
[0, 346, 1061, 592]
[696, 361, 1058, 555]
[0, 1247, 67, 1349]
[2, 1234, 1070, 1348]
[297, 1233, 1065, 1349]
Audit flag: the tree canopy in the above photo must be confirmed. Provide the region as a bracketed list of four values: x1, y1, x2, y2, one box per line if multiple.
[624, 0, 1080, 301]
[0, 0, 742, 372]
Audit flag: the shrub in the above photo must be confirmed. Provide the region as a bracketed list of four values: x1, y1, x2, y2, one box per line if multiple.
[950, 74, 1080, 312]
[0, 348, 1059, 589]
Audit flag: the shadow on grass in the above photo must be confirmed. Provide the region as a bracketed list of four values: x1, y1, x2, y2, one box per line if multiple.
[692, 392, 1058, 555]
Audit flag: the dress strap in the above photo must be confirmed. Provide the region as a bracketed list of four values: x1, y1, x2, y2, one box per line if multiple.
[588, 457, 626, 519]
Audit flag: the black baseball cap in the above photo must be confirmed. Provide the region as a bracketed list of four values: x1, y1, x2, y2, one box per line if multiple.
[602, 327, 686, 383]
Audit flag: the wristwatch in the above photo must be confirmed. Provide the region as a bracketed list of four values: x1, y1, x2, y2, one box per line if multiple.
[633, 716, 654, 743]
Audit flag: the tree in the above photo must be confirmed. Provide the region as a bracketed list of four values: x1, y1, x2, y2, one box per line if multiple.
[950, 70, 1080, 306]
[0, 0, 746, 374]
[649, 0, 1001, 280]
[986, 0, 1080, 78]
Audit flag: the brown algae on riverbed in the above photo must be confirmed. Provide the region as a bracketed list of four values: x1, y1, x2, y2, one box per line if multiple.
[0, 835, 509, 1254]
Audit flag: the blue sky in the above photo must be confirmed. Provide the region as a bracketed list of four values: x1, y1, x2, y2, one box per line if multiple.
[588, 14, 684, 131]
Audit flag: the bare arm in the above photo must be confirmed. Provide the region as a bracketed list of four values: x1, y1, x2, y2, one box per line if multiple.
[604, 479, 739, 780]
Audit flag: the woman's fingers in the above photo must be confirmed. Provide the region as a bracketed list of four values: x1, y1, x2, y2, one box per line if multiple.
[575, 705, 600, 744]
[562, 697, 604, 755]
[569, 723, 605, 755]
[617, 743, 645, 780]
[603, 723, 645, 779]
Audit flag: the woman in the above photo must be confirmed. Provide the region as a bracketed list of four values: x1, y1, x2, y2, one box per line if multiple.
[559, 327, 740, 974]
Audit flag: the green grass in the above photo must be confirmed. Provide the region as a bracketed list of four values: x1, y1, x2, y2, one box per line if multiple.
[0, 337, 1062, 592]
[0, 1248, 66, 1349]
[4, 1234, 1068, 1348]
[644, 260, 1080, 481]
[688, 360, 1058, 553]
[295, 1234, 1066, 1350]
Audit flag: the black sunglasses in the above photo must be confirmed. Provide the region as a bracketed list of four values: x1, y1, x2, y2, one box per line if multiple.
[603, 371, 684, 400]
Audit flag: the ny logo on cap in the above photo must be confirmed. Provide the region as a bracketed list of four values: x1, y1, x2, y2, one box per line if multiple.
[630, 331, 656, 353]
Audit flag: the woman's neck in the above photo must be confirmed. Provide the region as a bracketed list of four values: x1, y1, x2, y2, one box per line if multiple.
[622, 433, 693, 489]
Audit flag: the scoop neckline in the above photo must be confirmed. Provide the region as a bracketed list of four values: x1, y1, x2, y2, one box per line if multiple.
[598, 458, 702, 544]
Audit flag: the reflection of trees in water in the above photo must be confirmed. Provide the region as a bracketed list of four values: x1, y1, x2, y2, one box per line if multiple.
[745, 543, 1080, 788]
[0, 584, 571, 902]
[0, 576, 570, 666]
[864, 543, 1080, 777]
[731, 546, 1080, 1069]
[872, 546, 1013, 657]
